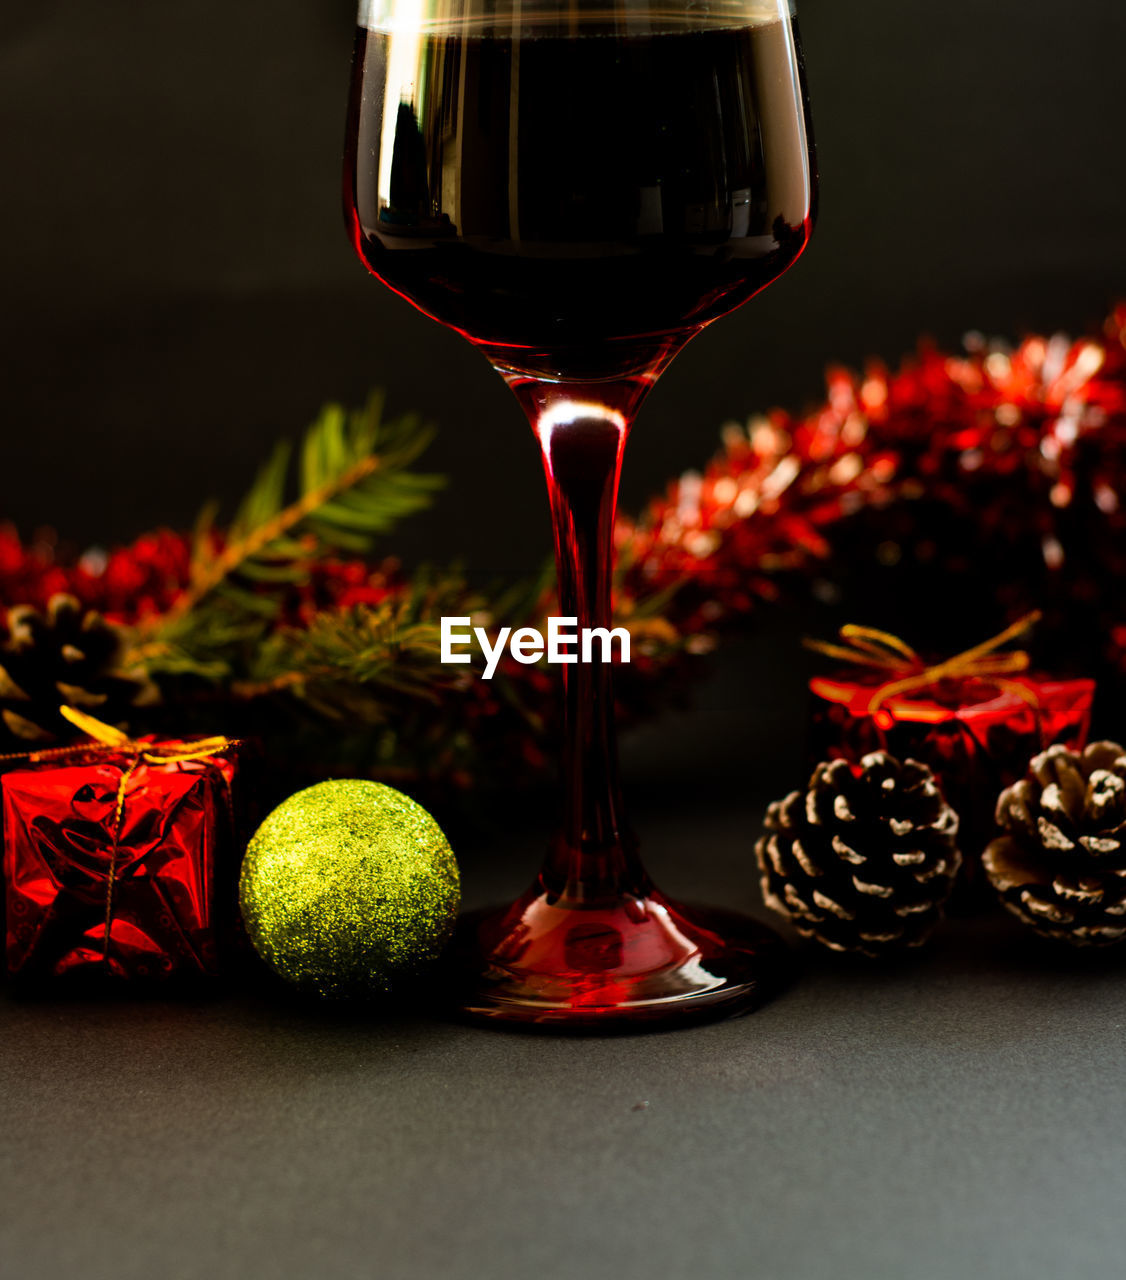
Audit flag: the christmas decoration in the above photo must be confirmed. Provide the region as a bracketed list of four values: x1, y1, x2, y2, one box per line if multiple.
[619, 308, 1126, 662]
[756, 752, 961, 957]
[0, 594, 155, 749]
[0, 525, 193, 623]
[3, 708, 239, 984]
[805, 615, 1094, 881]
[0, 310, 1124, 790]
[238, 779, 460, 999]
[982, 742, 1126, 946]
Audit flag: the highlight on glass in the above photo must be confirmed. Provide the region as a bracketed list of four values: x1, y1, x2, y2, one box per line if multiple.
[343, 0, 818, 1027]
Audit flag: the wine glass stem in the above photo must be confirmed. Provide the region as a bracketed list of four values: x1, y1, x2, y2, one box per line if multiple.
[510, 378, 654, 905]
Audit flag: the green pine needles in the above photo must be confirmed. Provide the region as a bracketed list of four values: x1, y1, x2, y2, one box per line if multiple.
[118, 392, 691, 784]
[132, 395, 447, 690]
[175, 392, 442, 621]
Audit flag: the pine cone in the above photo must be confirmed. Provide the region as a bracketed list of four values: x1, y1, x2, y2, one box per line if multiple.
[755, 752, 962, 957]
[983, 742, 1126, 946]
[0, 594, 156, 748]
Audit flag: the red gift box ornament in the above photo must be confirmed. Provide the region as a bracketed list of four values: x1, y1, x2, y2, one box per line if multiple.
[805, 613, 1095, 890]
[2, 706, 239, 984]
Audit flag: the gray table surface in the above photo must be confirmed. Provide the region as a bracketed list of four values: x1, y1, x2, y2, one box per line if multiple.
[3, 640, 1125, 1280]
[3, 805, 1125, 1280]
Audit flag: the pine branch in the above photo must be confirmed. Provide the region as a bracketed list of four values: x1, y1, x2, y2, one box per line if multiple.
[233, 569, 485, 720]
[165, 393, 442, 624]
[125, 600, 273, 683]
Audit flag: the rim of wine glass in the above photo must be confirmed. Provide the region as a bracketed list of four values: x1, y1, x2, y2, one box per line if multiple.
[358, 0, 799, 38]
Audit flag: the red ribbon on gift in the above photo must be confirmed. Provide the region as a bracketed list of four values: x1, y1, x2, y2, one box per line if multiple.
[804, 611, 1044, 729]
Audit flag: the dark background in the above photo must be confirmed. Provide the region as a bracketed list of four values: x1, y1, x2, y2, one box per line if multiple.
[3, 0, 1125, 574]
[5, 8, 1126, 1280]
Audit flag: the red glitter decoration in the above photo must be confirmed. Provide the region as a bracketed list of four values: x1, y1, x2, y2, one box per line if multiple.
[0, 526, 405, 628]
[0, 524, 192, 623]
[619, 314, 1126, 628]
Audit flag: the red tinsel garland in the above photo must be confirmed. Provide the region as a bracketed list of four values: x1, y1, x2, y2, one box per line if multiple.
[0, 525, 406, 630]
[3, 306, 1126, 697]
[617, 307, 1126, 668]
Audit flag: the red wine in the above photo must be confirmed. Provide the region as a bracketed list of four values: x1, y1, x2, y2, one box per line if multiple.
[344, 13, 816, 380]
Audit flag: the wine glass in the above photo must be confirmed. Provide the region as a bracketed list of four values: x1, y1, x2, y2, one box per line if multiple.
[344, 0, 817, 1027]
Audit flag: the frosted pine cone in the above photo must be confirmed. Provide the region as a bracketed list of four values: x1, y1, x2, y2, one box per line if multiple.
[756, 752, 961, 957]
[983, 742, 1126, 946]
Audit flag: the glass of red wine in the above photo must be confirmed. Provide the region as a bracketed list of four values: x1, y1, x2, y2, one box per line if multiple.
[344, 0, 817, 1028]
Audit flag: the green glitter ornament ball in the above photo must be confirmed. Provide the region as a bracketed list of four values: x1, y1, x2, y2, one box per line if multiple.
[239, 780, 460, 999]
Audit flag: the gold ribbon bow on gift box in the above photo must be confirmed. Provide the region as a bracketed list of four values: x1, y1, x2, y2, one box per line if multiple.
[804, 610, 1044, 719]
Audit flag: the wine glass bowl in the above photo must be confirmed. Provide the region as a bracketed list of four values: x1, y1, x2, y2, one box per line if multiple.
[344, 0, 816, 384]
[344, 0, 817, 1027]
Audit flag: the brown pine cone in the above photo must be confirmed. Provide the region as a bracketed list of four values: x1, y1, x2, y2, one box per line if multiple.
[0, 594, 156, 748]
[983, 742, 1126, 946]
[755, 752, 962, 957]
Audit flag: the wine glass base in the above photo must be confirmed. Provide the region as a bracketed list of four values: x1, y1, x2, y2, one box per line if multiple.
[449, 891, 789, 1032]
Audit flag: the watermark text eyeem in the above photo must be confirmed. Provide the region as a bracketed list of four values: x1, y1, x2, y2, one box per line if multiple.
[441, 616, 630, 680]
